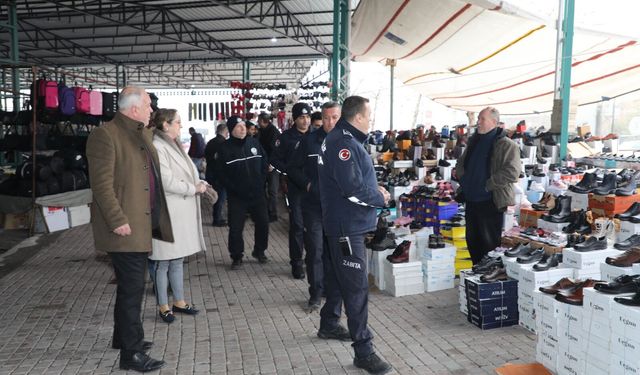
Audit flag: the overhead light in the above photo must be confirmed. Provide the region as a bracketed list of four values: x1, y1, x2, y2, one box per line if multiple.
[271, 36, 277, 43]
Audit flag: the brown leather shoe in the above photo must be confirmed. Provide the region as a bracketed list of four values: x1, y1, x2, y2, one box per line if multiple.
[480, 267, 508, 283]
[555, 279, 604, 305]
[606, 248, 640, 267]
[539, 277, 577, 295]
[532, 193, 556, 211]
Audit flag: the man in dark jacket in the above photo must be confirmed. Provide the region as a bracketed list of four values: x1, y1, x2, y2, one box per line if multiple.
[456, 107, 520, 264]
[258, 113, 281, 221]
[288, 101, 341, 311]
[317, 96, 392, 375]
[205, 123, 229, 226]
[188, 127, 206, 173]
[271, 103, 311, 279]
[215, 116, 270, 269]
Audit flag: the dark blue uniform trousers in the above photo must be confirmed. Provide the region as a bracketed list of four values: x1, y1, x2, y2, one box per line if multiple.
[228, 194, 269, 260]
[320, 234, 373, 359]
[301, 202, 326, 301]
[287, 189, 305, 266]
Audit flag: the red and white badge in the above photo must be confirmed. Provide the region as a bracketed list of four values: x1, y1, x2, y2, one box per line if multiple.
[338, 148, 351, 161]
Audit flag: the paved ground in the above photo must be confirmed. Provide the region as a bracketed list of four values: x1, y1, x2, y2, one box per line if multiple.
[0, 205, 537, 375]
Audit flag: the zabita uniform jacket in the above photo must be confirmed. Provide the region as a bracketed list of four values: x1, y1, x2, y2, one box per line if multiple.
[150, 130, 206, 260]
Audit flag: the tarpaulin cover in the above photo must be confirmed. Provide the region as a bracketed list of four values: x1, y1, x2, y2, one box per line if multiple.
[351, 0, 640, 114]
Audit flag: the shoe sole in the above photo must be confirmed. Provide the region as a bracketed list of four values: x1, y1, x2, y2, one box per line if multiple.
[317, 332, 351, 342]
[120, 363, 166, 372]
[353, 363, 392, 375]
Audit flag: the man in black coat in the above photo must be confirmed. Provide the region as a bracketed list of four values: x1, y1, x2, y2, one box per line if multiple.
[205, 123, 229, 226]
[258, 113, 281, 221]
[215, 116, 270, 269]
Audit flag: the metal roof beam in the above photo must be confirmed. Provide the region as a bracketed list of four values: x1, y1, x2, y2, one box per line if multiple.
[43, 0, 244, 60]
[208, 0, 331, 56]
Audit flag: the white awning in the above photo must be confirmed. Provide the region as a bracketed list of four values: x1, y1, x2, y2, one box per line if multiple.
[351, 0, 640, 115]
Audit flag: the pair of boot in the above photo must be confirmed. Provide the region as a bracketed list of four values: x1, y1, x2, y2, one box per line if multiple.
[540, 195, 572, 223]
[562, 209, 592, 234]
[428, 234, 445, 249]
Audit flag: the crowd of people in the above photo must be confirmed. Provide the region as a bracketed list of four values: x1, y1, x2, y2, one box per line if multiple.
[86, 86, 393, 374]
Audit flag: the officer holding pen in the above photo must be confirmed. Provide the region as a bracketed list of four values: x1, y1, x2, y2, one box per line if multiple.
[317, 96, 392, 375]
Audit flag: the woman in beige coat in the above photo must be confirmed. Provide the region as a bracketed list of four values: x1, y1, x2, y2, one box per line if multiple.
[150, 108, 210, 323]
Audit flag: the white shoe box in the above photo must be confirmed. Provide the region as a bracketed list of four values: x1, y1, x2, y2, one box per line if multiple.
[557, 346, 585, 375]
[519, 313, 536, 334]
[503, 257, 532, 280]
[539, 313, 559, 338]
[537, 218, 567, 233]
[601, 262, 635, 283]
[536, 336, 558, 372]
[423, 275, 454, 292]
[41, 206, 70, 232]
[611, 335, 640, 365]
[370, 249, 394, 290]
[583, 315, 611, 343]
[422, 260, 455, 275]
[612, 301, 640, 338]
[391, 185, 413, 200]
[556, 303, 585, 332]
[558, 322, 586, 351]
[420, 245, 456, 260]
[565, 191, 589, 211]
[531, 174, 549, 189]
[610, 354, 640, 375]
[619, 221, 640, 242]
[384, 280, 425, 297]
[384, 260, 422, 276]
[584, 361, 609, 375]
[584, 338, 610, 374]
[633, 263, 640, 274]
[534, 291, 563, 320]
[583, 287, 634, 322]
[439, 166, 452, 181]
[563, 248, 620, 270]
[519, 267, 574, 293]
[604, 139, 619, 153]
[68, 204, 90, 227]
[572, 267, 602, 280]
[523, 145, 537, 164]
[544, 145, 559, 163]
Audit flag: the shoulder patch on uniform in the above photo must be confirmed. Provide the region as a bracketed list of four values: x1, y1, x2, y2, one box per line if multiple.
[251, 147, 257, 155]
[275, 139, 280, 147]
[338, 149, 351, 161]
[342, 129, 353, 138]
[321, 140, 327, 153]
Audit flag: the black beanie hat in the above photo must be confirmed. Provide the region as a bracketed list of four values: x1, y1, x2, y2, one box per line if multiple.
[226, 116, 244, 133]
[292, 102, 312, 121]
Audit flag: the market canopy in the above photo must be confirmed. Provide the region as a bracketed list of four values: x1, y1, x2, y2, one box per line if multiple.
[351, 0, 640, 115]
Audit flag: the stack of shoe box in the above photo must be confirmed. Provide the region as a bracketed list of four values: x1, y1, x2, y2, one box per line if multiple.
[383, 260, 424, 297]
[533, 291, 562, 373]
[465, 276, 519, 329]
[555, 298, 587, 374]
[610, 297, 640, 374]
[563, 246, 616, 280]
[420, 243, 456, 292]
[600, 261, 636, 283]
[518, 264, 573, 333]
[441, 224, 471, 274]
[459, 269, 474, 315]
[369, 248, 395, 291]
[582, 287, 632, 375]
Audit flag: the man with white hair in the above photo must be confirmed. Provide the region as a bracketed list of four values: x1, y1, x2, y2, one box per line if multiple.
[86, 86, 173, 372]
[455, 107, 521, 265]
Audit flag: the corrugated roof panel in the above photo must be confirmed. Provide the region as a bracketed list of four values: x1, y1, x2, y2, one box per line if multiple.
[241, 45, 320, 57]
[171, 4, 242, 20]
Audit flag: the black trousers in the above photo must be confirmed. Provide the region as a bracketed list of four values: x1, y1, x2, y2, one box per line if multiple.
[266, 170, 279, 219]
[228, 194, 269, 260]
[110, 252, 147, 359]
[302, 202, 325, 301]
[465, 200, 504, 264]
[320, 234, 372, 359]
[287, 189, 304, 266]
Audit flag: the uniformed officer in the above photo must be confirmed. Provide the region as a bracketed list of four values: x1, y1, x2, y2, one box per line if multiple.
[317, 96, 392, 374]
[215, 116, 270, 269]
[287, 101, 341, 311]
[271, 102, 311, 279]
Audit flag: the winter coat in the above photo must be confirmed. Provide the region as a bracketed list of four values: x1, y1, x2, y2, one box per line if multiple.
[150, 130, 206, 260]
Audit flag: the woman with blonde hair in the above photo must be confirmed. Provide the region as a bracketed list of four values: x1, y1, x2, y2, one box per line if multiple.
[149, 108, 216, 323]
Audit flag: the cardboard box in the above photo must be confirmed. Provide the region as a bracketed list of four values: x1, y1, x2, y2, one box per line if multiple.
[41, 206, 69, 232]
[619, 221, 640, 243]
[557, 348, 586, 375]
[537, 218, 568, 233]
[563, 248, 619, 270]
[384, 280, 424, 297]
[589, 193, 639, 214]
[420, 245, 456, 260]
[610, 354, 640, 375]
[612, 301, 640, 338]
[465, 276, 518, 300]
[468, 295, 518, 317]
[558, 323, 586, 351]
[578, 125, 591, 137]
[468, 313, 518, 330]
[68, 204, 91, 227]
[518, 208, 546, 228]
[519, 267, 574, 292]
[503, 256, 533, 280]
[611, 335, 640, 364]
[423, 276, 454, 292]
[534, 290, 562, 319]
[383, 260, 421, 276]
[556, 302, 585, 331]
[421, 258, 455, 273]
[572, 267, 601, 280]
[583, 315, 612, 342]
[583, 287, 634, 322]
[584, 339, 610, 372]
[3, 211, 32, 230]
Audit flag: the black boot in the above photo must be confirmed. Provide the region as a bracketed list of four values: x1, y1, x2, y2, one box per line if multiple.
[569, 172, 598, 193]
[562, 210, 591, 234]
[592, 173, 617, 195]
[541, 195, 572, 223]
[616, 175, 637, 196]
[616, 202, 640, 221]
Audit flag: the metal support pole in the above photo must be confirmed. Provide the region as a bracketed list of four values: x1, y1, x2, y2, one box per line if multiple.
[8, 0, 20, 111]
[557, 0, 575, 160]
[386, 59, 396, 131]
[116, 64, 121, 93]
[1, 68, 6, 110]
[242, 60, 251, 83]
[331, 0, 350, 102]
[331, 0, 340, 101]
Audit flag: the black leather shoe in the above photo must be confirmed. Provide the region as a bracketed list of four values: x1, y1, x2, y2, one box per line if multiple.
[472, 256, 503, 274]
[595, 274, 640, 294]
[569, 172, 598, 193]
[292, 264, 306, 279]
[230, 258, 243, 270]
[616, 202, 640, 221]
[172, 304, 199, 315]
[616, 175, 637, 196]
[353, 353, 392, 375]
[573, 236, 607, 252]
[592, 173, 617, 195]
[112, 341, 153, 351]
[614, 234, 640, 251]
[517, 248, 545, 264]
[533, 252, 562, 271]
[120, 352, 166, 372]
[505, 243, 531, 258]
[317, 324, 351, 341]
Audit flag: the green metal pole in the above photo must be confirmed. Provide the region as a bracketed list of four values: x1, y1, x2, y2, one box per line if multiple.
[242, 60, 250, 83]
[339, 0, 350, 101]
[8, 0, 20, 111]
[331, 0, 340, 101]
[559, 0, 575, 160]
